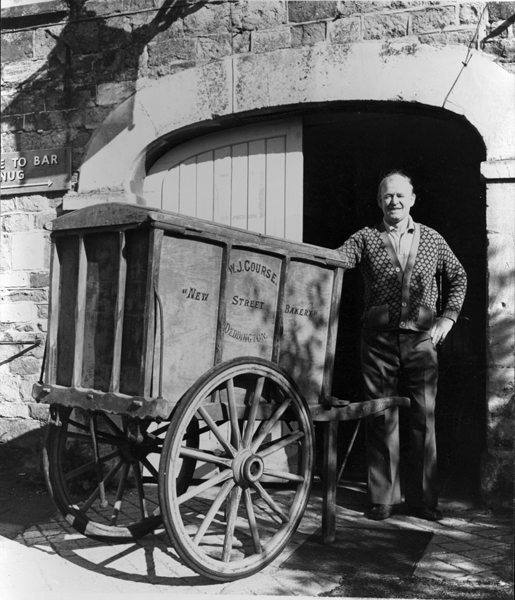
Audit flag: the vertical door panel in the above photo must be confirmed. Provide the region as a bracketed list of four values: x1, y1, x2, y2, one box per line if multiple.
[145, 119, 303, 241]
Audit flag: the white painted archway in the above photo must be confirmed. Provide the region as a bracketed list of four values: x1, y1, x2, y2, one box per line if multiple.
[76, 42, 514, 201]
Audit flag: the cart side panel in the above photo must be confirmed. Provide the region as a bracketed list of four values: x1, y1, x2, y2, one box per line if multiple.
[279, 260, 334, 403]
[157, 235, 223, 403]
[222, 249, 282, 362]
[81, 232, 121, 391]
[55, 236, 79, 386]
[120, 230, 150, 396]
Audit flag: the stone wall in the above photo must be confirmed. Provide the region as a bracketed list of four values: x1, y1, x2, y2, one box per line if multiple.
[1, 1, 514, 499]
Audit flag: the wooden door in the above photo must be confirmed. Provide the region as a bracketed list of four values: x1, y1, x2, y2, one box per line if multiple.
[143, 119, 303, 241]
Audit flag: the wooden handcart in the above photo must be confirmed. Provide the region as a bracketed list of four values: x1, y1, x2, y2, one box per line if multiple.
[33, 203, 408, 581]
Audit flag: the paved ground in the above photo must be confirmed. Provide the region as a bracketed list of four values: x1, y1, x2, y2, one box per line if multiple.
[0, 459, 512, 599]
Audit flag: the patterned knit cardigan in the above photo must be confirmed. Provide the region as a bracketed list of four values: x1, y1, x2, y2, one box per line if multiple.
[337, 222, 467, 331]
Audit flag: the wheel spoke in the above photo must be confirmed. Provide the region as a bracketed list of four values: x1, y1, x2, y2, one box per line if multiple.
[109, 461, 130, 525]
[133, 461, 148, 519]
[64, 449, 120, 481]
[263, 469, 304, 483]
[66, 430, 121, 445]
[222, 486, 243, 562]
[197, 406, 236, 458]
[149, 423, 169, 438]
[192, 479, 235, 546]
[226, 378, 242, 449]
[243, 488, 262, 553]
[98, 412, 124, 437]
[251, 397, 293, 451]
[81, 458, 124, 512]
[178, 469, 233, 505]
[242, 376, 265, 448]
[252, 481, 290, 523]
[179, 446, 232, 468]
[258, 430, 304, 459]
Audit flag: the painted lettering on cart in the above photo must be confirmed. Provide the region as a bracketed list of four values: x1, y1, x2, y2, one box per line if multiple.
[182, 287, 209, 301]
[224, 323, 267, 343]
[231, 295, 265, 310]
[228, 260, 278, 285]
[284, 304, 318, 317]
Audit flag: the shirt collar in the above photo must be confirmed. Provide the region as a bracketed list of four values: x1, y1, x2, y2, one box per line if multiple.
[383, 215, 415, 235]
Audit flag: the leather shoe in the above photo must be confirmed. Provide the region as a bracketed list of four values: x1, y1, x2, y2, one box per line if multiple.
[366, 504, 393, 520]
[411, 506, 443, 522]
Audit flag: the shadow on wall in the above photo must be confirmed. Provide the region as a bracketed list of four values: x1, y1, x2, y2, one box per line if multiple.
[3, 0, 208, 165]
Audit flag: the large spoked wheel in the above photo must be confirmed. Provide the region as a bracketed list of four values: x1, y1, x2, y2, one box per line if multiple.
[44, 406, 197, 540]
[159, 357, 315, 581]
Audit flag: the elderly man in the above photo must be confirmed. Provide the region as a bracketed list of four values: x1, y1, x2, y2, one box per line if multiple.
[338, 171, 467, 521]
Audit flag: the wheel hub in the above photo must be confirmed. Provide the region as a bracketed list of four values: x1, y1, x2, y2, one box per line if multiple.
[232, 450, 264, 486]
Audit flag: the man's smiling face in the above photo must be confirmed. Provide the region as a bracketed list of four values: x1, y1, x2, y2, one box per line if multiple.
[378, 174, 416, 226]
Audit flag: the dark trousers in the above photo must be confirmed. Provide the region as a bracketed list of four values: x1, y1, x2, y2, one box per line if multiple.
[361, 329, 439, 508]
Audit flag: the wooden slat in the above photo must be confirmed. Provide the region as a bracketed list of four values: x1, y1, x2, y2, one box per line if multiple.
[196, 151, 214, 221]
[248, 139, 266, 234]
[179, 156, 197, 217]
[265, 136, 286, 238]
[271, 256, 289, 364]
[162, 166, 179, 213]
[285, 121, 303, 242]
[72, 235, 87, 388]
[213, 146, 231, 226]
[46, 242, 60, 384]
[214, 243, 231, 365]
[141, 228, 163, 397]
[231, 142, 248, 228]
[321, 267, 344, 399]
[110, 232, 127, 393]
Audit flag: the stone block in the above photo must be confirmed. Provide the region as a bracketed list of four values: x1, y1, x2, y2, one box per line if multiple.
[98, 15, 132, 49]
[2, 289, 47, 304]
[0, 234, 11, 272]
[147, 38, 197, 67]
[14, 197, 51, 212]
[487, 1, 515, 21]
[411, 6, 458, 34]
[329, 17, 361, 44]
[0, 302, 38, 323]
[0, 403, 30, 419]
[232, 31, 251, 54]
[480, 447, 513, 509]
[34, 24, 66, 59]
[1, 272, 29, 288]
[37, 304, 48, 319]
[0, 418, 42, 444]
[459, 3, 486, 24]
[35, 212, 57, 230]
[29, 403, 49, 421]
[232, 0, 287, 31]
[29, 272, 49, 288]
[252, 28, 291, 53]
[0, 372, 21, 402]
[363, 12, 410, 40]
[1, 213, 33, 233]
[0, 31, 33, 63]
[96, 81, 137, 106]
[196, 34, 233, 60]
[288, 1, 338, 23]
[183, 2, 232, 35]
[10, 356, 41, 377]
[1, 59, 49, 87]
[11, 232, 47, 271]
[418, 28, 476, 46]
[1, 115, 24, 133]
[292, 22, 327, 47]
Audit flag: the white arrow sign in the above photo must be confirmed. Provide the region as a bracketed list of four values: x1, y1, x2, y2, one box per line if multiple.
[1, 179, 54, 190]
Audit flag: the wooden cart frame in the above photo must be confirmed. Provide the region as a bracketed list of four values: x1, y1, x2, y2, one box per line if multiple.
[33, 203, 408, 581]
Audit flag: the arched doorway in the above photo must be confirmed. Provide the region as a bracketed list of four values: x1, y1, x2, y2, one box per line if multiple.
[302, 102, 487, 501]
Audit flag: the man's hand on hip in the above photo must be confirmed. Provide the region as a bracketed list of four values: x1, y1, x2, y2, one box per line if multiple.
[430, 317, 453, 347]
